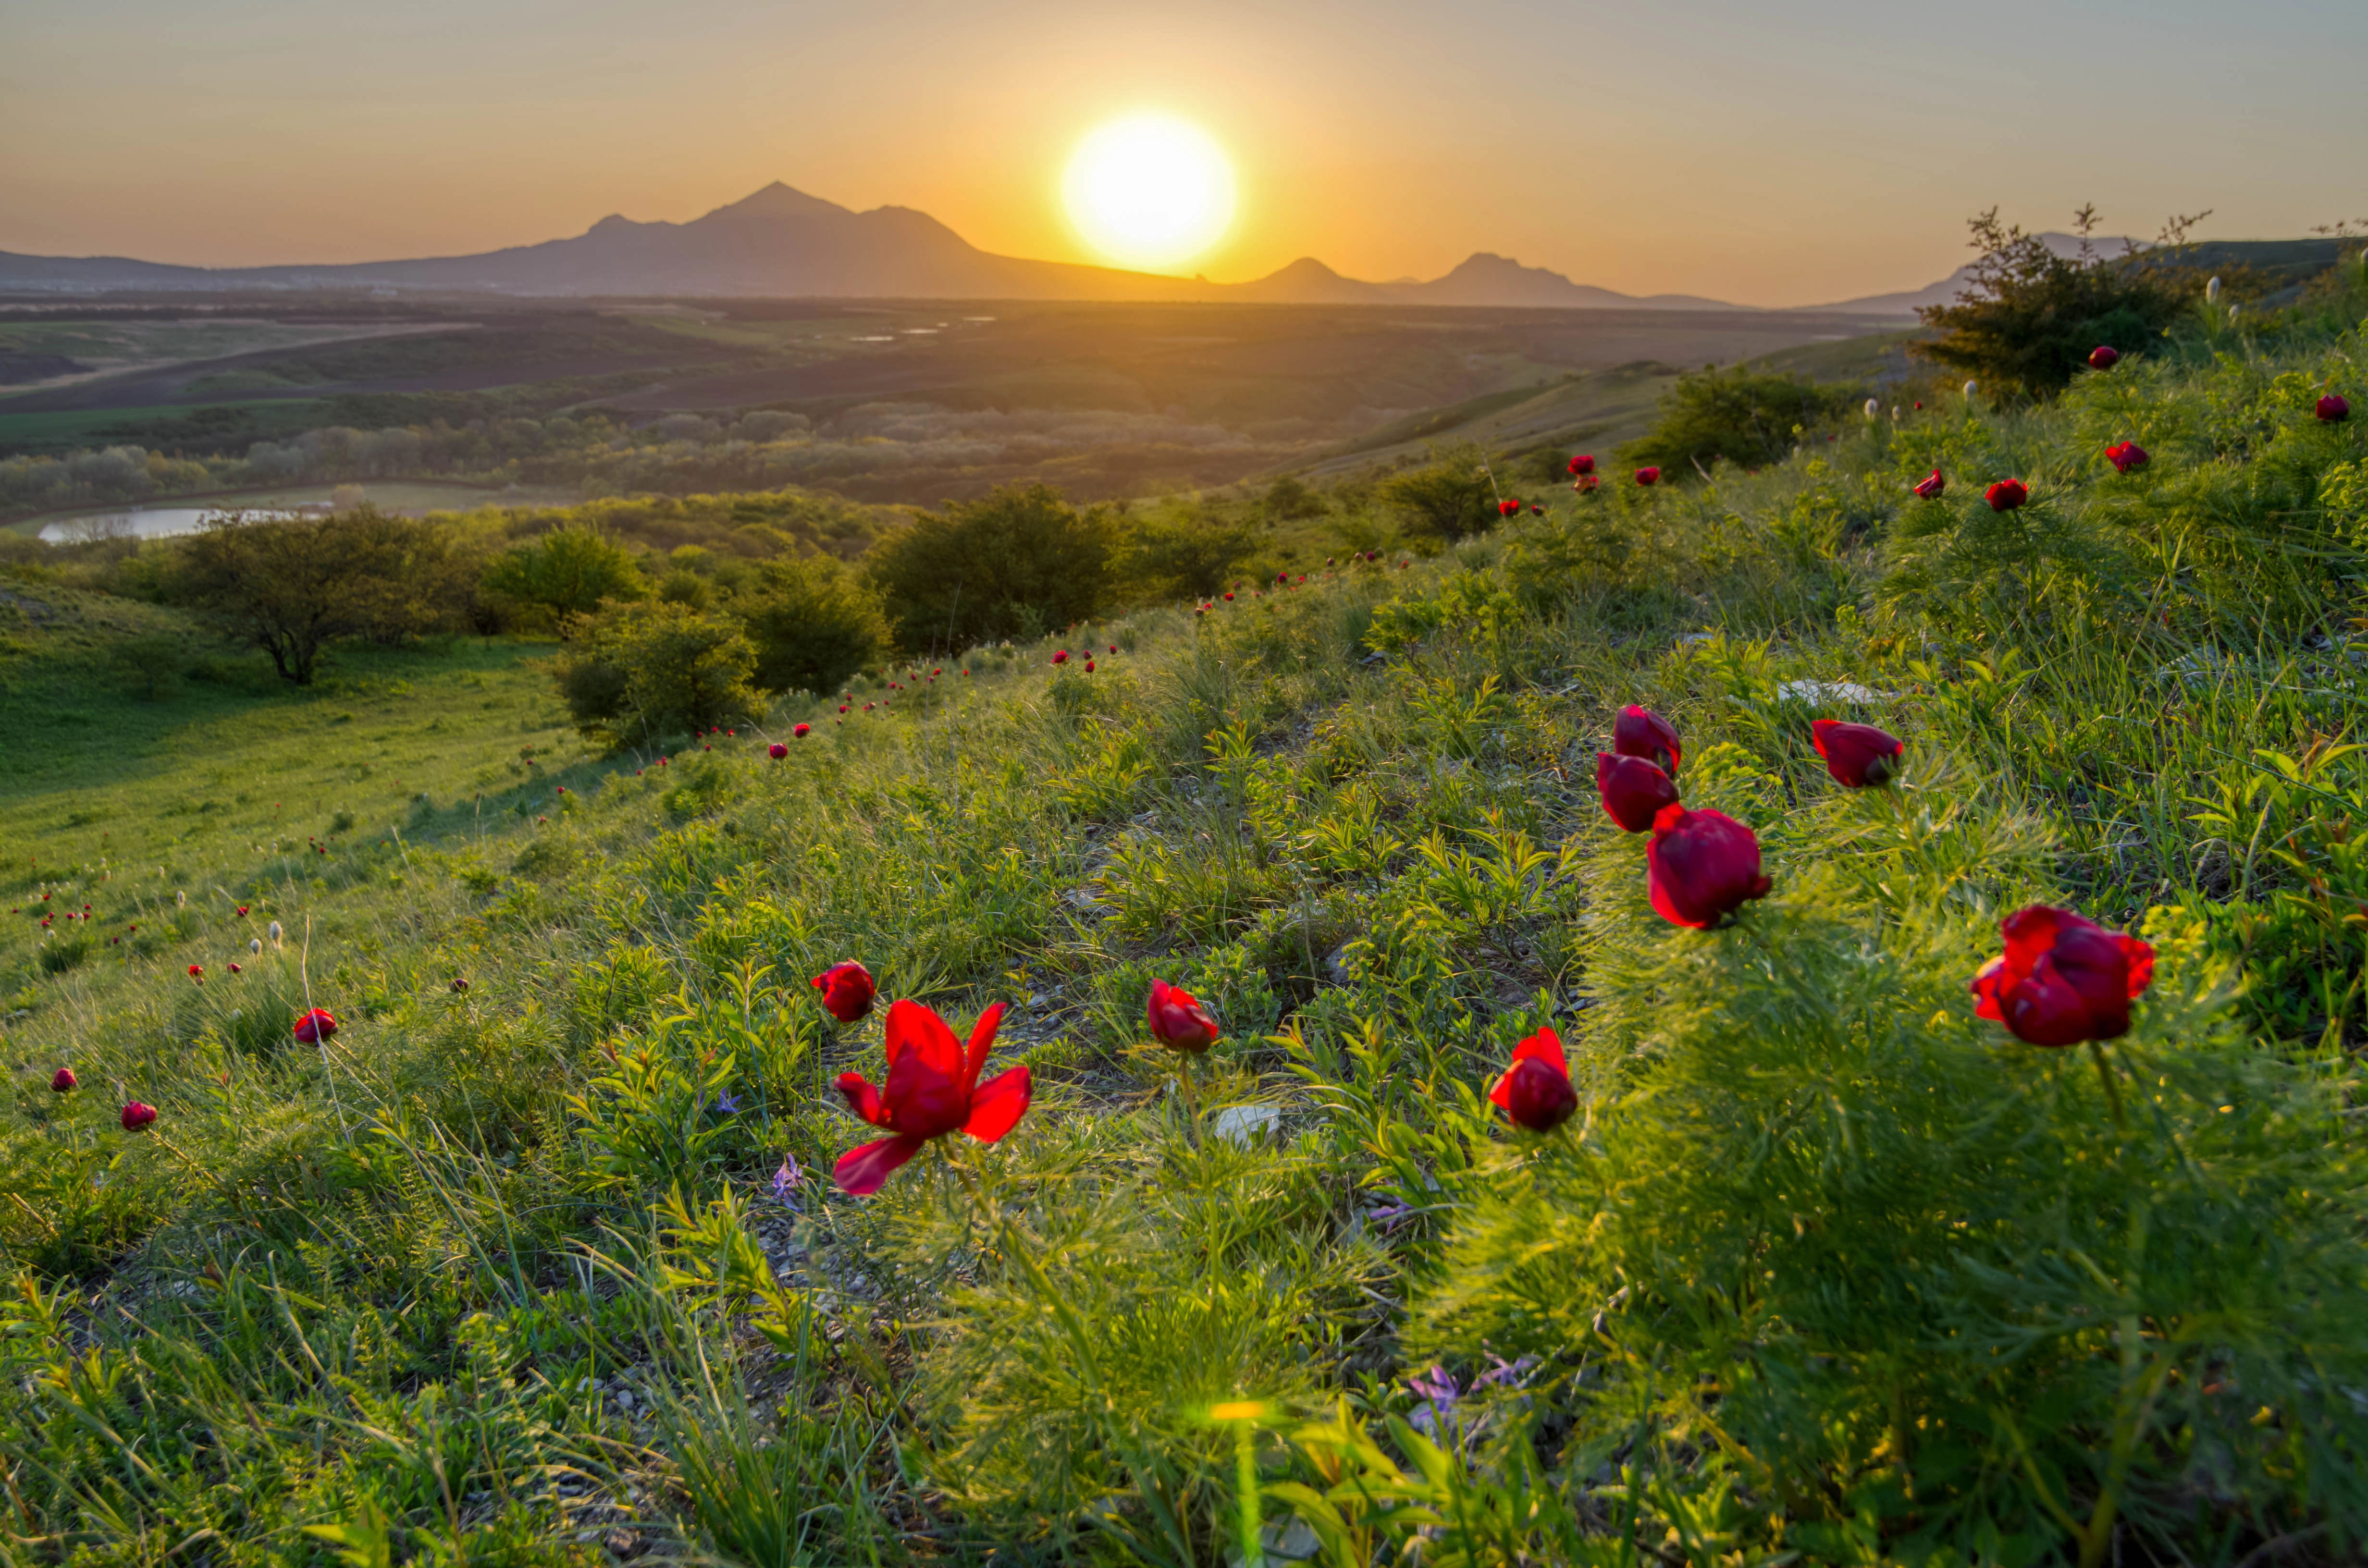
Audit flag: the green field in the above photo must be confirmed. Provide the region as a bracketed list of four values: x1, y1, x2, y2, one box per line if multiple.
[0, 397, 336, 455]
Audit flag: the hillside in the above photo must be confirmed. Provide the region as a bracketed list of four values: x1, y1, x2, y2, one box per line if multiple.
[3, 281, 2367, 1565]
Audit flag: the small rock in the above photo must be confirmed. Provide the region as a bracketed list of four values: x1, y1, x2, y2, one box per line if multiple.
[1212, 1104, 1281, 1147]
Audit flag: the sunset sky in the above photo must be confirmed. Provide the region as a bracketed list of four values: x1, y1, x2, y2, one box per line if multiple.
[4, 0, 2362, 307]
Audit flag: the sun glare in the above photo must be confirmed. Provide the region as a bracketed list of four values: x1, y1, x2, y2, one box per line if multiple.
[1062, 113, 1236, 271]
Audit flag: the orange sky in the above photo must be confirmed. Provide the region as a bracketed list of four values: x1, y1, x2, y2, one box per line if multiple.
[3, 0, 2362, 307]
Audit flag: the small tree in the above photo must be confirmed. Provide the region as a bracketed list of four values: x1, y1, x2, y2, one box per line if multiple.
[173, 509, 453, 684]
[739, 554, 891, 693]
[1379, 444, 1499, 546]
[1263, 477, 1327, 520]
[556, 601, 759, 749]
[864, 483, 1117, 650]
[1619, 365, 1854, 478]
[1120, 506, 1260, 601]
[482, 527, 646, 635]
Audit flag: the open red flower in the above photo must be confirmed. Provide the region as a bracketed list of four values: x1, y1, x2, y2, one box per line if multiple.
[294, 1008, 338, 1044]
[51, 1067, 76, 1093]
[794, 723, 811, 738]
[1971, 906, 2154, 1047]
[1147, 978, 1220, 1053]
[1635, 466, 1661, 486]
[1986, 479, 2029, 511]
[1597, 752, 1680, 832]
[1912, 469, 1946, 500]
[812, 960, 876, 1023]
[768, 742, 789, 759]
[121, 1101, 157, 1131]
[188, 964, 203, 980]
[834, 1000, 1031, 1194]
[2319, 393, 2351, 423]
[2087, 345, 2119, 369]
[1612, 704, 1682, 777]
[1498, 499, 1521, 517]
[1647, 805, 1771, 929]
[1811, 719, 1903, 787]
[1567, 453, 1596, 476]
[1490, 1027, 1577, 1132]
[1052, 649, 1070, 665]
[2106, 441, 2149, 474]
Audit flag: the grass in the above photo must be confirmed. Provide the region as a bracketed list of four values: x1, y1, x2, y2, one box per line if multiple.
[0, 398, 337, 455]
[2, 287, 2366, 1566]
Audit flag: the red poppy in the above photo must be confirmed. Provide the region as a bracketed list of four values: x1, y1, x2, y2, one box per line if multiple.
[1146, 978, 1220, 1053]
[2087, 345, 2120, 369]
[2105, 441, 2149, 474]
[839, 705, 849, 713]
[1596, 752, 1680, 832]
[1529, 502, 1544, 515]
[1223, 592, 1234, 601]
[121, 1101, 157, 1131]
[1912, 470, 1946, 500]
[1498, 499, 1521, 517]
[1971, 906, 2154, 1047]
[1811, 719, 1903, 787]
[228, 962, 242, 974]
[833, 1000, 1031, 1195]
[2319, 393, 2351, 423]
[1052, 649, 1070, 665]
[294, 1008, 338, 1044]
[1108, 644, 1117, 654]
[1489, 1027, 1577, 1132]
[1635, 467, 1661, 486]
[1567, 453, 1596, 476]
[768, 742, 789, 759]
[50, 1067, 75, 1093]
[1646, 805, 1771, 929]
[1612, 704, 1682, 776]
[1085, 660, 1097, 673]
[793, 723, 811, 738]
[236, 905, 249, 916]
[1986, 479, 2029, 511]
[812, 960, 876, 1023]
[187, 964, 203, 980]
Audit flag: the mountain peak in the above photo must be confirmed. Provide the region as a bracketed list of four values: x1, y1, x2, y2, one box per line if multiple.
[706, 182, 851, 222]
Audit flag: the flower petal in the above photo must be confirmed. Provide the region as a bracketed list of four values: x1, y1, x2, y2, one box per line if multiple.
[883, 997, 963, 1079]
[1510, 1027, 1566, 1075]
[836, 1071, 888, 1127]
[833, 1134, 928, 1195]
[963, 1001, 1009, 1093]
[962, 1066, 1032, 1143]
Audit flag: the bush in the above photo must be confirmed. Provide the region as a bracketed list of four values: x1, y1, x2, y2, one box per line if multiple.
[1619, 364, 1855, 477]
[863, 483, 1118, 650]
[1119, 506, 1260, 601]
[738, 555, 891, 694]
[1379, 444, 1499, 546]
[1915, 207, 2196, 401]
[481, 527, 646, 635]
[556, 600, 759, 749]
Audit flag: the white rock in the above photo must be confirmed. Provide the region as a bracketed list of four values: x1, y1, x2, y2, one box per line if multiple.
[1776, 679, 1888, 706]
[1212, 1104, 1281, 1146]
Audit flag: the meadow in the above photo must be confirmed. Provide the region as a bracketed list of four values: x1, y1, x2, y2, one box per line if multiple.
[1, 275, 2366, 1568]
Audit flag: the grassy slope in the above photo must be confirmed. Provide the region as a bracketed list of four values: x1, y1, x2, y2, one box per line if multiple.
[2, 296, 2367, 1565]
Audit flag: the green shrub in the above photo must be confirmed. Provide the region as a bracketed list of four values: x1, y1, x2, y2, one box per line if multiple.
[555, 601, 759, 749]
[738, 555, 891, 694]
[864, 482, 1118, 651]
[1618, 363, 1855, 477]
[481, 527, 646, 635]
[1378, 444, 1498, 546]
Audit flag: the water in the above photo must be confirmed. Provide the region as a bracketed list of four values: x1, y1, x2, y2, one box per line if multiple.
[38, 502, 311, 544]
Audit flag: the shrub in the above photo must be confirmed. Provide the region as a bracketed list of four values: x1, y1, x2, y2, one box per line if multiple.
[863, 483, 1118, 650]
[1379, 444, 1498, 546]
[556, 601, 759, 749]
[738, 555, 891, 694]
[481, 527, 647, 635]
[1119, 506, 1260, 601]
[1618, 364, 1855, 477]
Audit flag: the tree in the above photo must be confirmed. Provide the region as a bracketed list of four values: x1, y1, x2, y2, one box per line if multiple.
[481, 527, 646, 635]
[1119, 506, 1260, 601]
[739, 555, 891, 694]
[863, 483, 1118, 651]
[1263, 477, 1328, 520]
[1618, 365, 1854, 478]
[1914, 206, 2200, 401]
[1379, 444, 1499, 546]
[173, 509, 454, 684]
[556, 601, 759, 749]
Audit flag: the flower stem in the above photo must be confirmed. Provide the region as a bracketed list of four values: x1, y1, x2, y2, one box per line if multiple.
[2086, 1040, 2127, 1135]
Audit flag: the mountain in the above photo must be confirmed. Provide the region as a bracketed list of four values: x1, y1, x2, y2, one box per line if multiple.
[1807, 233, 2143, 316]
[0, 182, 1752, 310]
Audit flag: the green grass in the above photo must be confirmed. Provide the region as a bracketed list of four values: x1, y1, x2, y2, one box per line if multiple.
[2, 290, 2367, 1566]
[0, 397, 336, 456]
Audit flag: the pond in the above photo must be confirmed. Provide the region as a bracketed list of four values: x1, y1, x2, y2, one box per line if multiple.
[37, 502, 313, 543]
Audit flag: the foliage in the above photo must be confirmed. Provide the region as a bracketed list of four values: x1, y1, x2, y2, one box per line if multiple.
[863, 481, 1119, 650]
[736, 553, 892, 695]
[1618, 363, 1856, 476]
[556, 600, 760, 748]
[1378, 443, 1500, 545]
[480, 526, 646, 634]
[1120, 504, 1262, 600]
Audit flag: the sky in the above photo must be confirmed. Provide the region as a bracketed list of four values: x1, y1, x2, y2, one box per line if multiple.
[3, 0, 2363, 308]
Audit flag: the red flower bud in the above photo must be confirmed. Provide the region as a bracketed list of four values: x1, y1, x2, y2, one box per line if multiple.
[1567, 453, 1596, 476]
[1529, 502, 1544, 515]
[2105, 441, 2149, 474]
[51, 1067, 76, 1093]
[1489, 1027, 1577, 1132]
[793, 724, 811, 738]
[1596, 752, 1680, 832]
[1912, 469, 1946, 500]
[121, 1101, 157, 1131]
[293, 1008, 338, 1044]
[1052, 649, 1070, 665]
[1646, 805, 1771, 929]
[1497, 499, 1521, 517]
[1971, 906, 2154, 1047]
[1635, 467, 1660, 486]
[2319, 393, 2351, 423]
[769, 742, 789, 759]
[2087, 345, 2119, 369]
[812, 961, 876, 1023]
[1146, 978, 1220, 1053]
[1811, 719, 1903, 787]
[1612, 704, 1682, 777]
[833, 1000, 1030, 1194]
[1986, 479, 2029, 511]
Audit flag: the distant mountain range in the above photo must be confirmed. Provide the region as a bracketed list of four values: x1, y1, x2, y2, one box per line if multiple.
[2, 185, 2328, 313]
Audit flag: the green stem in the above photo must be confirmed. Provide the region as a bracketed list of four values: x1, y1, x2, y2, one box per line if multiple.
[2085, 1040, 2127, 1136]
[1236, 1420, 1263, 1568]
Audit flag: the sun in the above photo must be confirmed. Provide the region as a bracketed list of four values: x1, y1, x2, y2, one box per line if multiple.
[1062, 113, 1236, 271]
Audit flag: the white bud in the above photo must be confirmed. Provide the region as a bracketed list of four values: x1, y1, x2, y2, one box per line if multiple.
[2205, 276, 2221, 303]
[268, 919, 284, 949]
[248, 938, 262, 955]
[2229, 304, 2241, 322]
[1963, 380, 1979, 400]
[174, 890, 186, 907]
[1864, 398, 1880, 419]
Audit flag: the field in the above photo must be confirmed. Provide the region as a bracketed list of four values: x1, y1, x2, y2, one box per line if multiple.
[2, 277, 2365, 1565]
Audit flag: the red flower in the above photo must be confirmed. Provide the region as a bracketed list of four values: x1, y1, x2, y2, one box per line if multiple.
[1986, 479, 2029, 511]
[1147, 978, 1220, 1053]
[1497, 499, 1521, 517]
[187, 964, 203, 981]
[1646, 805, 1771, 929]
[1567, 453, 1596, 476]
[1108, 644, 1117, 654]
[2105, 441, 2149, 474]
[1596, 752, 1680, 832]
[1612, 704, 1681, 777]
[121, 1101, 157, 1131]
[294, 1008, 338, 1044]
[2087, 345, 2120, 369]
[2319, 393, 2351, 423]
[1052, 649, 1070, 665]
[1574, 473, 1600, 492]
[1223, 592, 1234, 600]
[236, 905, 249, 916]
[812, 961, 876, 1023]
[833, 1000, 1031, 1194]
[228, 962, 242, 974]
[451, 977, 469, 992]
[1529, 502, 1544, 515]
[1912, 469, 1946, 500]
[768, 742, 789, 759]
[1971, 906, 2154, 1047]
[793, 723, 811, 738]
[1084, 659, 1097, 673]
[1489, 1027, 1577, 1132]
[1635, 467, 1660, 486]
[51, 1067, 75, 1093]
[1811, 719, 1903, 787]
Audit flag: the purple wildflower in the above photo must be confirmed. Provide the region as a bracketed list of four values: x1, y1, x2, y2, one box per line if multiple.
[771, 1156, 803, 1207]
[714, 1090, 743, 1116]
[1405, 1365, 1462, 1441]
